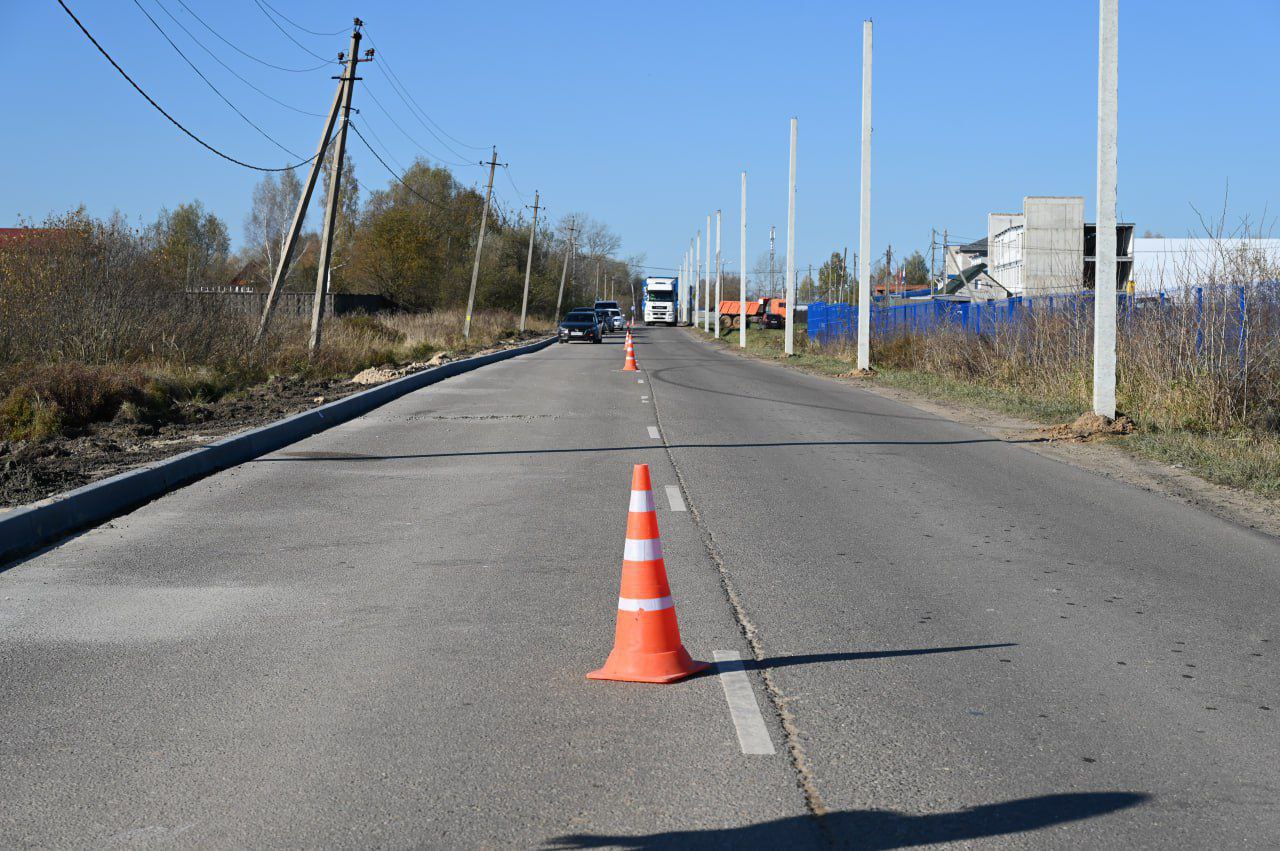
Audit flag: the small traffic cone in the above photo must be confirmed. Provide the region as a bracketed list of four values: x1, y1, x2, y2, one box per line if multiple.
[622, 335, 639, 371]
[588, 464, 708, 684]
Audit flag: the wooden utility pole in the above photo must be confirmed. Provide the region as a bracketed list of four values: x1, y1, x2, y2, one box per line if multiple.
[884, 245, 893, 303]
[519, 190, 541, 332]
[464, 146, 503, 340]
[554, 219, 577, 320]
[768, 225, 776, 296]
[842, 246, 849, 302]
[256, 21, 365, 346]
[309, 27, 365, 352]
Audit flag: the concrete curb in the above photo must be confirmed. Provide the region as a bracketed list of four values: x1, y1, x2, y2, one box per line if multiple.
[0, 336, 556, 567]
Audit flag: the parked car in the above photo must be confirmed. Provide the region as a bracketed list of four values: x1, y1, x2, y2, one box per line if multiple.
[558, 308, 603, 343]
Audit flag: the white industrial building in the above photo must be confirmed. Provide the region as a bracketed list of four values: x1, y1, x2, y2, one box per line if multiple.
[1130, 238, 1280, 295]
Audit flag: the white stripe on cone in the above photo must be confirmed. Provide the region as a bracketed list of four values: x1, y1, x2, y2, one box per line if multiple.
[629, 490, 655, 512]
[623, 537, 663, 562]
[618, 595, 674, 612]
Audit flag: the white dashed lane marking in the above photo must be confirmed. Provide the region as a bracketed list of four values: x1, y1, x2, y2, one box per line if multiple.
[713, 651, 776, 755]
[647, 426, 661, 439]
[664, 486, 686, 511]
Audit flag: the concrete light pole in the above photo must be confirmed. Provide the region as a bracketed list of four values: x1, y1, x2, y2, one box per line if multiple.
[1093, 0, 1119, 418]
[856, 20, 873, 371]
[705, 213, 713, 333]
[714, 209, 722, 337]
[695, 230, 701, 329]
[739, 170, 747, 349]
[784, 117, 798, 356]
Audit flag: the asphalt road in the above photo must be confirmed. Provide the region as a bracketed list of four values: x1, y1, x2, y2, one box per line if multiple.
[2, 325, 1277, 848]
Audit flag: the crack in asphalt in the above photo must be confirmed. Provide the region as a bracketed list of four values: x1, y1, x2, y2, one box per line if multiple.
[645, 343, 833, 844]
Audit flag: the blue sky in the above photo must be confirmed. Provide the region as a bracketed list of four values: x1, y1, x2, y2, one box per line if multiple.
[11, 0, 1279, 278]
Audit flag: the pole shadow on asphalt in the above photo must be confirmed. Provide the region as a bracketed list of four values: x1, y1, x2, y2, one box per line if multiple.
[644, 365, 954, 424]
[669, 643, 1020, 682]
[261, 438, 1003, 464]
[545, 792, 1149, 850]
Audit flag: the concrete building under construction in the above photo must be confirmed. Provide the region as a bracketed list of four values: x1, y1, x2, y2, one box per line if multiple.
[948, 197, 1134, 298]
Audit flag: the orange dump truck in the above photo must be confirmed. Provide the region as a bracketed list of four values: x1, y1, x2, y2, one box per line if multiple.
[717, 297, 786, 330]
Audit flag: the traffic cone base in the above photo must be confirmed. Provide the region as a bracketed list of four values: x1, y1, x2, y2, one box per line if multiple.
[588, 464, 706, 684]
[587, 645, 709, 684]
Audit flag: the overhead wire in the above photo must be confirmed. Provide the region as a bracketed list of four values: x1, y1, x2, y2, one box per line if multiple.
[131, 0, 305, 160]
[152, 0, 325, 117]
[254, 0, 348, 37]
[54, 0, 313, 172]
[360, 25, 488, 154]
[174, 0, 331, 72]
[500, 165, 526, 203]
[348, 121, 454, 214]
[361, 83, 473, 168]
[252, 0, 336, 62]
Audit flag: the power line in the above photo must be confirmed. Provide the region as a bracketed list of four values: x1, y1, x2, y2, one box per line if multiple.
[501, 164, 526, 202]
[54, 0, 313, 172]
[173, 0, 331, 72]
[361, 25, 487, 154]
[365, 59, 472, 162]
[252, 0, 335, 62]
[361, 83, 473, 167]
[348, 121, 454, 213]
[254, 0, 347, 37]
[152, 0, 325, 117]
[131, 0, 305, 159]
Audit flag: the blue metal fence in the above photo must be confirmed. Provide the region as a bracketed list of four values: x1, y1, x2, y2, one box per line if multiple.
[807, 286, 1277, 355]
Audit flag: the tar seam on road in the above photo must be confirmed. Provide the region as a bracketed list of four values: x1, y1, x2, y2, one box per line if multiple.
[647, 426, 661, 439]
[713, 650, 777, 754]
[664, 485, 687, 512]
[646, 348, 832, 831]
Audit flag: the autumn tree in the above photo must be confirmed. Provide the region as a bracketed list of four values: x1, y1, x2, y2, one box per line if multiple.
[145, 201, 230, 288]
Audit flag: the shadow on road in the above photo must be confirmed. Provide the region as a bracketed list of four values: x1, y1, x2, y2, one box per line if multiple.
[261, 437, 1000, 464]
[647, 363, 947, 425]
[744, 643, 1018, 672]
[546, 792, 1148, 849]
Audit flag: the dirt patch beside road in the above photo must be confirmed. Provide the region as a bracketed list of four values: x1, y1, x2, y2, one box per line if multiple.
[0, 374, 357, 508]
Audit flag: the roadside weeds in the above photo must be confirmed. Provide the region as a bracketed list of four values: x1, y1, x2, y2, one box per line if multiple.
[691, 325, 1280, 538]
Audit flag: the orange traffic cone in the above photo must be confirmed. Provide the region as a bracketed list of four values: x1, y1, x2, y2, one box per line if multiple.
[588, 464, 708, 684]
[622, 334, 638, 371]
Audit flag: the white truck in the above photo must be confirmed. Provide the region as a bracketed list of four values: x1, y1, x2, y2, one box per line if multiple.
[642, 277, 678, 326]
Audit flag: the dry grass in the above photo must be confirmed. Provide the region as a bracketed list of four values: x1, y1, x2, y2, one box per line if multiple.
[0, 215, 550, 441]
[701, 294, 1280, 497]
